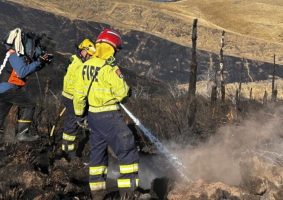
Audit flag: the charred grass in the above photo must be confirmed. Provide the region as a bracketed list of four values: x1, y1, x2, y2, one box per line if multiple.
[0, 92, 278, 199]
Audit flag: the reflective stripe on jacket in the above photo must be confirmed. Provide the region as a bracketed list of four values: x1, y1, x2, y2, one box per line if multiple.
[73, 56, 129, 115]
[1, 50, 25, 86]
[0, 50, 41, 93]
[62, 55, 83, 99]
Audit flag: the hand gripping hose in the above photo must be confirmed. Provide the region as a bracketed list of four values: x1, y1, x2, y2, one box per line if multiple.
[119, 103, 191, 183]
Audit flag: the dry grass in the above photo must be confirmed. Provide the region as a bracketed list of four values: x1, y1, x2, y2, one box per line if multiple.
[178, 79, 283, 102]
[9, 0, 283, 65]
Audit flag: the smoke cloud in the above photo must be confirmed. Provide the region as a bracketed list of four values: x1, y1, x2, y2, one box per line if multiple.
[175, 106, 283, 185]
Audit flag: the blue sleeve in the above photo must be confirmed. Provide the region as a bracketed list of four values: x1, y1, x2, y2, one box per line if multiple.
[9, 54, 41, 78]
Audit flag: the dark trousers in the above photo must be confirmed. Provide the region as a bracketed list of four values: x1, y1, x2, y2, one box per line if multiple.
[61, 96, 79, 154]
[88, 111, 139, 192]
[0, 88, 35, 133]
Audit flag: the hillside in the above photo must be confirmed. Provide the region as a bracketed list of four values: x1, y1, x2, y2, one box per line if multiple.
[1, 1, 283, 94]
[9, 0, 283, 64]
[0, 1, 283, 200]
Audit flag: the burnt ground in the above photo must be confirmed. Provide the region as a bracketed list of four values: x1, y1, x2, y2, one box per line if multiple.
[0, 1, 283, 200]
[0, 128, 176, 200]
[1, 98, 283, 200]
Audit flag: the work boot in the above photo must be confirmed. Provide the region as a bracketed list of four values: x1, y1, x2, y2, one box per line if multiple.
[120, 190, 150, 200]
[16, 128, 39, 142]
[91, 190, 107, 200]
[120, 191, 139, 200]
[61, 149, 80, 163]
[138, 193, 151, 200]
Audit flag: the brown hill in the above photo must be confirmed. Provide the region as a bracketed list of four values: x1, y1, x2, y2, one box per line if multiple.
[9, 0, 283, 64]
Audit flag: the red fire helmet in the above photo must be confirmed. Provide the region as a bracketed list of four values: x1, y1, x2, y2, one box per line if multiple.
[96, 28, 122, 50]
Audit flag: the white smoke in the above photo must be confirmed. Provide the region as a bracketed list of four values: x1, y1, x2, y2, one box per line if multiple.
[174, 106, 283, 185]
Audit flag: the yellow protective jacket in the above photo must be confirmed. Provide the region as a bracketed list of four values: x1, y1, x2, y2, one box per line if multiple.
[73, 56, 129, 115]
[62, 55, 83, 99]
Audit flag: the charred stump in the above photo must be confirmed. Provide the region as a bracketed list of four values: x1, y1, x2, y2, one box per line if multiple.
[249, 88, 253, 101]
[263, 90, 268, 104]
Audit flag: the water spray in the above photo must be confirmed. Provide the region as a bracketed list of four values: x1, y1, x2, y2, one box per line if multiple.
[120, 103, 191, 183]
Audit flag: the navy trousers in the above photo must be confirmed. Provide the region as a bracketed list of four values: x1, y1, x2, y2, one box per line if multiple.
[88, 110, 139, 192]
[0, 88, 35, 135]
[61, 96, 79, 155]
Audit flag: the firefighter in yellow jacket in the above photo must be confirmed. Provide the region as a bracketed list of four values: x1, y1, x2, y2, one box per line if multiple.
[61, 39, 96, 159]
[73, 29, 139, 200]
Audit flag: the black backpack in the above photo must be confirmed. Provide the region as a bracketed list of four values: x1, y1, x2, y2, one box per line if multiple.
[22, 32, 43, 60]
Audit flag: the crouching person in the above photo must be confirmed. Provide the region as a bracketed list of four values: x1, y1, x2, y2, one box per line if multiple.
[0, 28, 52, 142]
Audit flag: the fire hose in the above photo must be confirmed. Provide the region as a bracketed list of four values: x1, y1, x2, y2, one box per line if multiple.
[47, 101, 191, 182]
[119, 103, 191, 183]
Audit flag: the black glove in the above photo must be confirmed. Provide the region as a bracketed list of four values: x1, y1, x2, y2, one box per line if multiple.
[76, 116, 88, 129]
[39, 53, 53, 64]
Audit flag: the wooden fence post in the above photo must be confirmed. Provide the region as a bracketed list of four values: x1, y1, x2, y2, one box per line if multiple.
[187, 18, 198, 127]
[263, 90, 268, 104]
[271, 54, 277, 102]
[220, 30, 226, 102]
[209, 54, 217, 106]
[237, 58, 244, 103]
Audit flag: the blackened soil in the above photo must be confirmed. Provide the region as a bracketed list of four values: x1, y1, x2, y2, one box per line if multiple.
[0, 133, 174, 200]
[0, 139, 91, 200]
